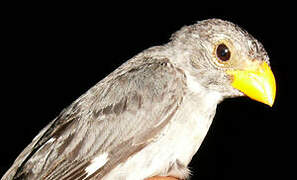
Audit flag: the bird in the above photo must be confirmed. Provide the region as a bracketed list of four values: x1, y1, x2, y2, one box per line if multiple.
[2, 19, 276, 180]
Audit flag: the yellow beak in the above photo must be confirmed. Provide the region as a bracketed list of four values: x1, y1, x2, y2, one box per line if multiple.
[226, 62, 276, 107]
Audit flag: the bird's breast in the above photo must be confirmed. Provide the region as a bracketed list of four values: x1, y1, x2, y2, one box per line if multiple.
[162, 90, 220, 167]
[103, 90, 222, 180]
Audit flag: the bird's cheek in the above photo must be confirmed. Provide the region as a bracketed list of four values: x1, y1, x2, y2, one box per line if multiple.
[226, 62, 276, 107]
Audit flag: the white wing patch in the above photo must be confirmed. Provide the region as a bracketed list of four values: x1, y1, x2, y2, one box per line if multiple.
[85, 152, 109, 177]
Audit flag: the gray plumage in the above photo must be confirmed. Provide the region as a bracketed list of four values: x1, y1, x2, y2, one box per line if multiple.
[2, 19, 270, 180]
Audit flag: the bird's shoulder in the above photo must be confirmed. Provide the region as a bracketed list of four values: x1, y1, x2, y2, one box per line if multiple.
[88, 55, 187, 110]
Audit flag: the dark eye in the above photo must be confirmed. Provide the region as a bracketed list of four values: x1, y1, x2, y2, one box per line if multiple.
[216, 43, 231, 61]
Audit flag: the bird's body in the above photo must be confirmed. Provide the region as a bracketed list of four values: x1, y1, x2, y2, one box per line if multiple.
[2, 19, 276, 180]
[103, 60, 222, 179]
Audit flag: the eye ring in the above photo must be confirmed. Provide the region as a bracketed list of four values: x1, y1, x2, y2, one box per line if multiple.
[216, 43, 231, 62]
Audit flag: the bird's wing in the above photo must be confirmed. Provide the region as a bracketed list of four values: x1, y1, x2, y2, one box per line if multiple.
[3, 56, 186, 180]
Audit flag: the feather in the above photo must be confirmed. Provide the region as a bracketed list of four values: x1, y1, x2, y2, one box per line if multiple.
[3, 56, 186, 180]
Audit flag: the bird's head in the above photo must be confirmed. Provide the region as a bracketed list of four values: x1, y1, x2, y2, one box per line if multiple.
[170, 19, 276, 106]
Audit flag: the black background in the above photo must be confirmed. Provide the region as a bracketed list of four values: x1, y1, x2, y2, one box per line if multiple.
[1, 3, 290, 180]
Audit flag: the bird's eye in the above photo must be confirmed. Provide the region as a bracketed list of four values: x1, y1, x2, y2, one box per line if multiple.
[216, 43, 231, 61]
